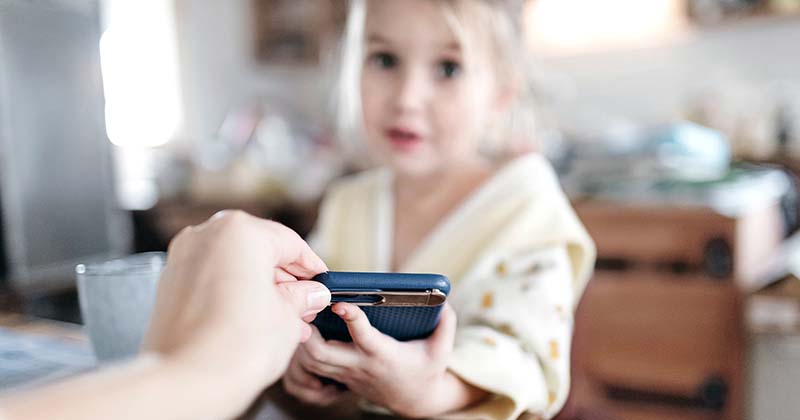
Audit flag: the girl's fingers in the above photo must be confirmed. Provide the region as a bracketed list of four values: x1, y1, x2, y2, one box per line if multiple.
[333, 303, 393, 355]
[286, 356, 323, 390]
[426, 303, 457, 360]
[301, 327, 362, 368]
[283, 362, 344, 405]
[297, 344, 347, 379]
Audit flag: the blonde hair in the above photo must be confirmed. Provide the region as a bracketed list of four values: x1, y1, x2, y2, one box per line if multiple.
[332, 0, 541, 160]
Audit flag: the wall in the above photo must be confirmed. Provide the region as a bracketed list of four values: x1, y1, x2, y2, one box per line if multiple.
[173, 2, 800, 142]
[539, 17, 800, 131]
[173, 0, 331, 146]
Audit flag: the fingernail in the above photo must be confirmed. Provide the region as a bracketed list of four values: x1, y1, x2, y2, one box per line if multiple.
[305, 287, 331, 313]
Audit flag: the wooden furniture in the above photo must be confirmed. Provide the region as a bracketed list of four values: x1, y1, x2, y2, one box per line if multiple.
[572, 271, 745, 420]
[252, 0, 345, 64]
[574, 199, 784, 285]
[569, 198, 784, 420]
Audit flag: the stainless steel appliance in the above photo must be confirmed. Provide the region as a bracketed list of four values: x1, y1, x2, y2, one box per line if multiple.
[0, 0, 131, 296]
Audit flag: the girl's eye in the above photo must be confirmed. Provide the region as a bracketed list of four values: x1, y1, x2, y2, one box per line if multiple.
[437, 60, 461, 79]
[368, 52, 397, 70]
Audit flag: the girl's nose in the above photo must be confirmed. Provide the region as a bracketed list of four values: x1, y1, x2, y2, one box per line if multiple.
[392, 67, 428, 115]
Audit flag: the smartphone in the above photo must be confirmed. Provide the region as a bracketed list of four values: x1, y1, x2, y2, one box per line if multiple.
[311, 271, 450, 342]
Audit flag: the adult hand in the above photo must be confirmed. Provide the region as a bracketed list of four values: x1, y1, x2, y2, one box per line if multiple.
[143, 210, 330, 418]
[0, 211, 331, 420]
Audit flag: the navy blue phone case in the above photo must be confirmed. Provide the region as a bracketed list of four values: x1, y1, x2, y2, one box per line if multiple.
[311, 271, 450, 342]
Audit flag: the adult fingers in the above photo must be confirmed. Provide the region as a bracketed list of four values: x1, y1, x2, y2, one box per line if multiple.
[255, 220, 328, 278]
[275, 267, 297, 283]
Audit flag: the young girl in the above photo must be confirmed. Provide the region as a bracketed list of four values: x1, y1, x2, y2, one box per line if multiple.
[282, 1, 595, 419]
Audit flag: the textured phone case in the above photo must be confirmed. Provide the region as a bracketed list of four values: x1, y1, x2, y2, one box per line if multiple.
[311, 271, 450, 342]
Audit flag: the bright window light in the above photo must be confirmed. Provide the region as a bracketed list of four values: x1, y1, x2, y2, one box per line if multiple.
[525, 0, 688, 56]
[99, 0, 181, 148]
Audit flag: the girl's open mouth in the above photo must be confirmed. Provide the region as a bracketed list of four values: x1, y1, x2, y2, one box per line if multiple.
[386, 128, 423, 151]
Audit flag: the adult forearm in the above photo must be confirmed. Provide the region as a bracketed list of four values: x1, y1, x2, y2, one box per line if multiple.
[0, 354, 248, 420]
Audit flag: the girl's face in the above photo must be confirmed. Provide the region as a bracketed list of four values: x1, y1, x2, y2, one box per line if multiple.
[360, 0, 501, 177]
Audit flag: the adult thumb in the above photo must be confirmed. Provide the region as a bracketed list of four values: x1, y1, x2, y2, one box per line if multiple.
[277, 280, 331, 318]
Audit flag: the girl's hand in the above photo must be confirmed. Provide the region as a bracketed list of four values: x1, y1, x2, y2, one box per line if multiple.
[286, 302, 488, 418]
[282, 350, 348, 406]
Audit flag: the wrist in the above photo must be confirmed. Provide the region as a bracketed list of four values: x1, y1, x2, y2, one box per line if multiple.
[436, 371, 489, 412]
[145, 351, 260, 420]
[393, 371, 488, 418]
[0, 353, 246, 420]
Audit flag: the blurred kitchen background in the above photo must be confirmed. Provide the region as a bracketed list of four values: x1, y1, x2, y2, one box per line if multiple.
[2, 0, 800, 419]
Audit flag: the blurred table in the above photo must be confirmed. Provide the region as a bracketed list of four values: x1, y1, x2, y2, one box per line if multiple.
[239, 386, 388, 420]
[0, 312, 544, 419]
[0, 312, 94, 390]
[0, 312, 86, 341]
